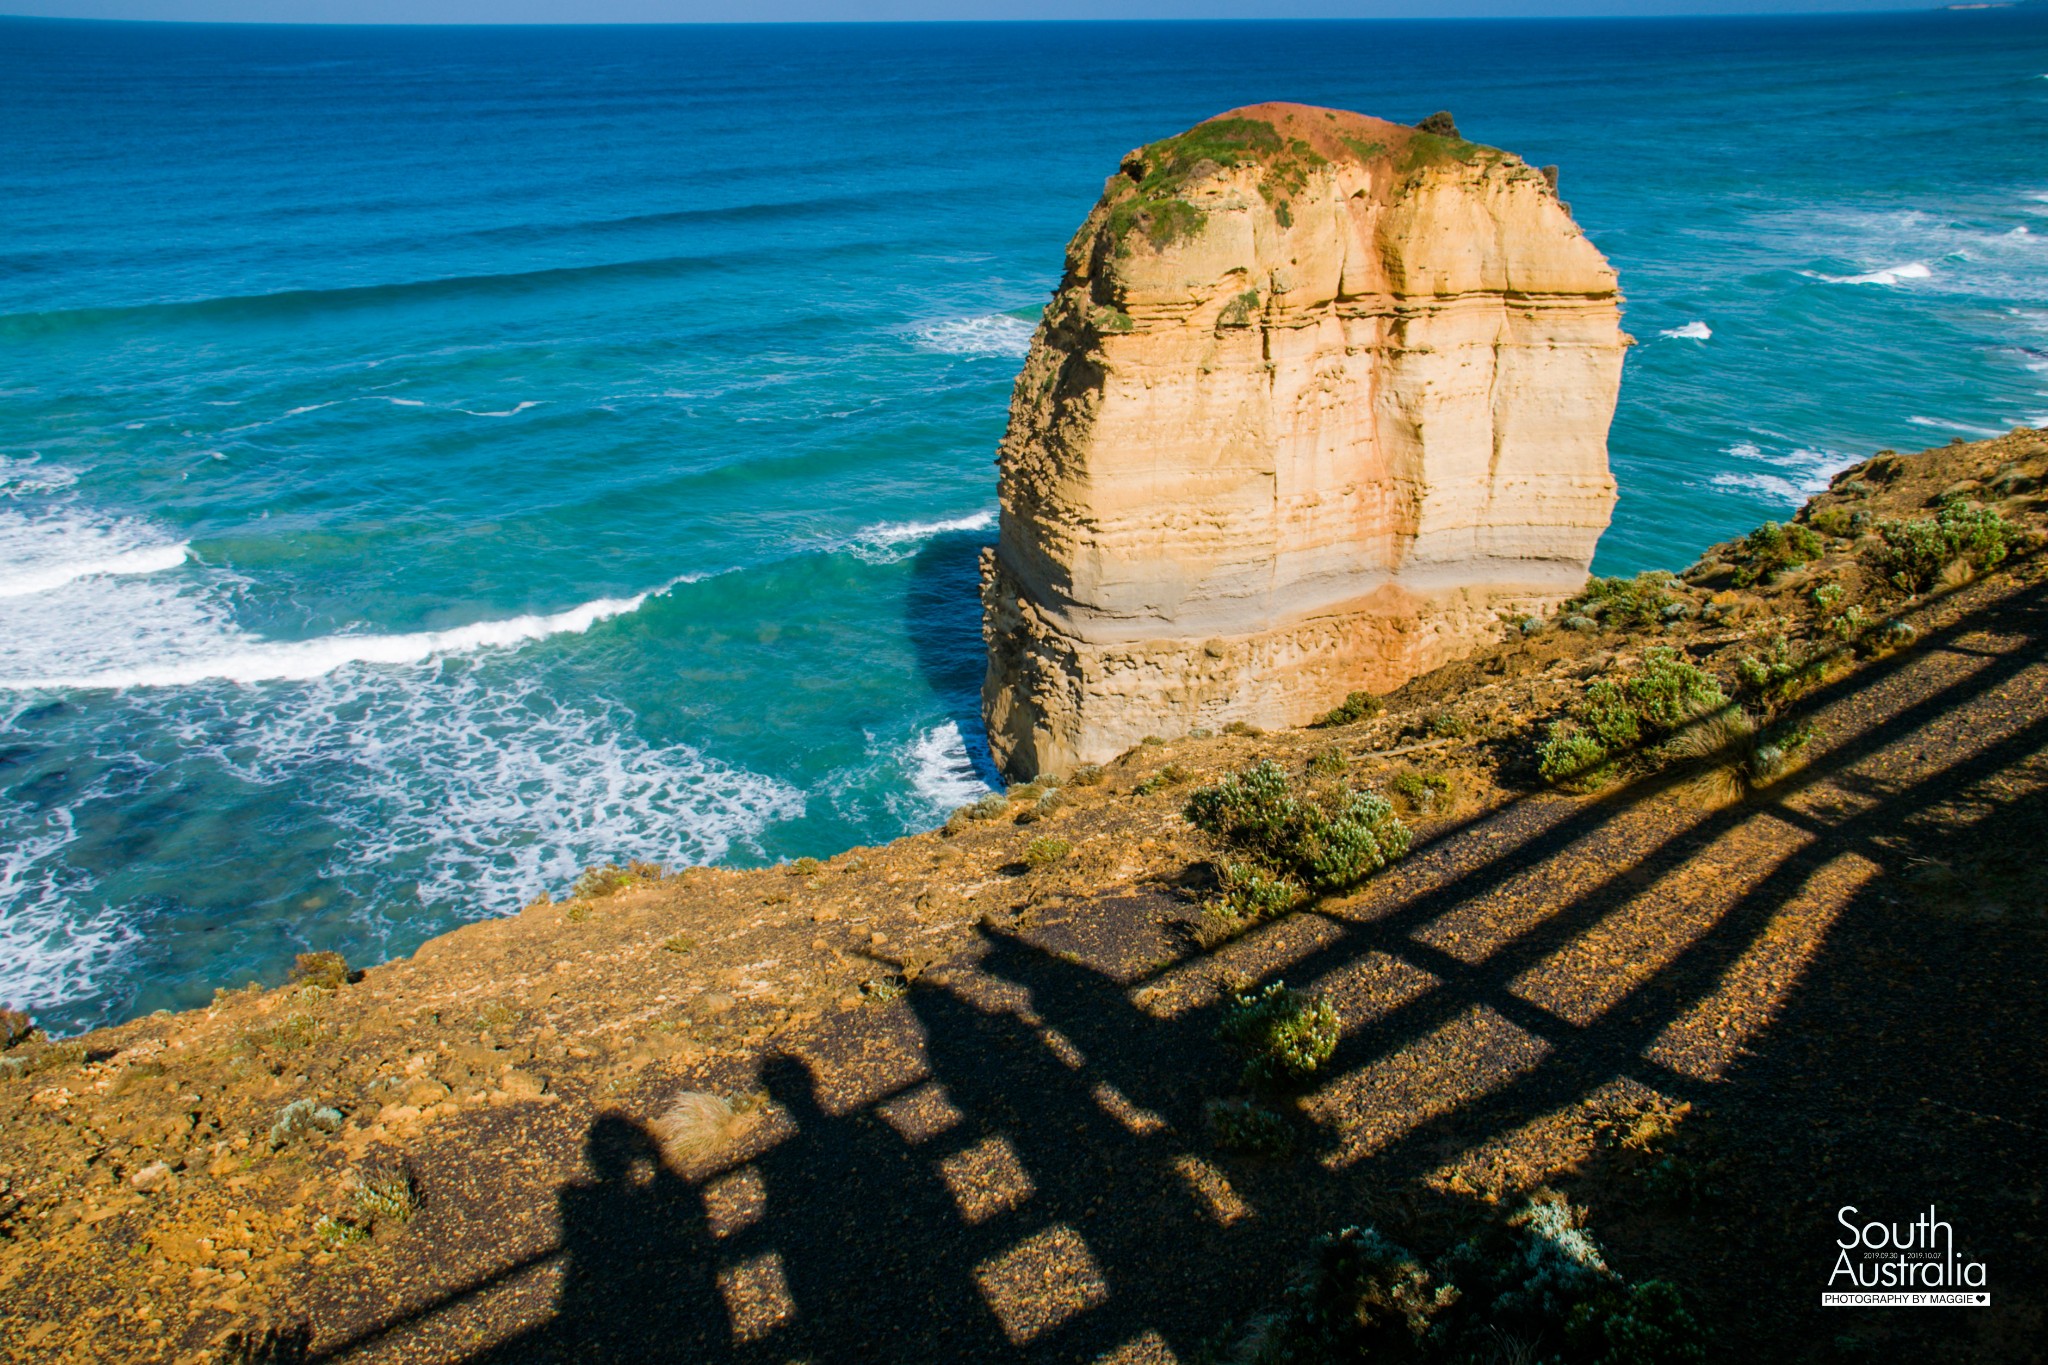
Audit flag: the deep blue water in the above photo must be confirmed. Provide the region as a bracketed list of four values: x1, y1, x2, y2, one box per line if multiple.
[3, 12, 2046, 1033]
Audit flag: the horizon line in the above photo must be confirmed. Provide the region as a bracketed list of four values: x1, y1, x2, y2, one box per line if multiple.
[0, 5, 1989, 28]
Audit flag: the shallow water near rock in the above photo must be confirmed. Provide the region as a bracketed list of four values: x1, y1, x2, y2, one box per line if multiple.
[2, 11, 2045, 1031]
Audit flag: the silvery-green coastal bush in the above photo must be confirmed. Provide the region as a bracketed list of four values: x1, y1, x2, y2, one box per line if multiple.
[1240, 1191, 1706, 1364]
[1184, 760, 1411, 921]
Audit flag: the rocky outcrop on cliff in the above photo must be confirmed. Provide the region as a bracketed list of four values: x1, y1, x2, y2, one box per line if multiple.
[982, 102, 1628, 778]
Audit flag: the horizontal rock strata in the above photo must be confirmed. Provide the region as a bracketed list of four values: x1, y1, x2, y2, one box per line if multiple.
[983, 102, 1627, 777]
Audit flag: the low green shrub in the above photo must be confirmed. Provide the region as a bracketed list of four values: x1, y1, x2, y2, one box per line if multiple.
[1731, 520, 1824, 585]
[1022, 837, 1072, 868]
[1732, 634, 1821, 705]
[1570, 574, 1676, 631]
[0, 1009, 36, 1051]
[1205, 1097, 1296, 1156]
[245, 1013, 321, 1054]
[1184, 760, 1411, 896]
[1219, 862, 1305, 920]
[965, 791, 1011, 821]
[288, 951, 350, 991]
[1304, 748, 1348, 779]
[1808, 505, 1856, 538]
[350, 1167, 420, 1228]
[269, 1098, 344, 1149]
[1664, 708, 1814, 802]
[1220, 982, 1341, 1085]
[1870, 500, 2017, 593]
[787, 856, 822, 877]
[1068, 763, 1105, 787]
[1389, 770, 1453, 813]
[1135, 763, 1190, 795]
[314, 1214, 369, 1249]
[1537, 649, 1729, 789]
[1217, 289, 1261, 328]
[1241, 1192, 1707, 1365]
[572, 860, 664, 900]
[1223, 720, 1264, 737]
[1312, 690, 1382, 727]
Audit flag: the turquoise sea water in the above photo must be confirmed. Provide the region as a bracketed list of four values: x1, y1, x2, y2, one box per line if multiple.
[3, 12, 2046, 1033]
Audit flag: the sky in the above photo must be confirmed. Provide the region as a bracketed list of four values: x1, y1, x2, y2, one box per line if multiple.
[0, 1, 1957, 25]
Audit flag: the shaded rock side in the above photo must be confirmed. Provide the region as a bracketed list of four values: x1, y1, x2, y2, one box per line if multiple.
[982, 102, 1627, 778]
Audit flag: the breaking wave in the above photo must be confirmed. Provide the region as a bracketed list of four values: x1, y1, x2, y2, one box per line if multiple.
[1709, 441, 1858, 505]
[1807, 260, 1933, 287]
[0, 580, 681, 692]
[913, 313, 1035, 359]
[835, 509, 995, 564]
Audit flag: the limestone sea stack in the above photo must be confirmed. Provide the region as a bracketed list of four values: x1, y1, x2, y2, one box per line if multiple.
[981, 103, 1628, 778]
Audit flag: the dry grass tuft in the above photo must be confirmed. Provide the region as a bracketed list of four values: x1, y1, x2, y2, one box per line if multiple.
[654, 1091, 738, 1167]
[1665, 708, 1757, 807]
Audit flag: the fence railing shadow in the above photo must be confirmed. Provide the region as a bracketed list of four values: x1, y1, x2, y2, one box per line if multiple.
[300, 568, 2048, 1364]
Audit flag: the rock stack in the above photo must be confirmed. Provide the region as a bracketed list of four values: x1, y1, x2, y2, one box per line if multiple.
[982, 103, 1628, 778]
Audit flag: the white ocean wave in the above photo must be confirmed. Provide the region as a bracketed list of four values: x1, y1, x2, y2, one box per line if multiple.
[838, 509, 995, 564]
[1908, 415, 2008, 437]
[0, 787, 142, 1016]
[819, 719, 994, 831]
[0, 579, 683, 692]
[0, 536, 189, 599]
[1660, 321, 1712, 341]
[1713, 441, 1857, 505]
[194, 667, 805, 920]
[902, 720, 993, 814]
[913, 313, 1035, 359]
[1711, 471, 1805, 502]
[0, 484, 694, 691]
[454, 400, 543, 418]
[0, 497, 193, 599]
[0, 457, 80, 497]
[0, 736, 148, 1015]
[222, 394, 546, 429]
[1806, 260, 1933, 287]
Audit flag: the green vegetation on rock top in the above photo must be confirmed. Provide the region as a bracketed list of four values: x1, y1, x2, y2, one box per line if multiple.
[1106, 116, 1335, 254]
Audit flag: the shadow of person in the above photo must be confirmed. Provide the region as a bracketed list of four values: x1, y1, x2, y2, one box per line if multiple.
[468, 1113, 736, 1364]
[746, 1052, 1020, 1362]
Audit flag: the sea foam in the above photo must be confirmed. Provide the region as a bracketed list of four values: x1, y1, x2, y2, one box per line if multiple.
[839, 509, 995, 564]
[0, 802, 142, 1016]
[1660, 321, 1712, 341]
[0, 581, 680, 692]
[0, 456, 80, 497]
[201, 665, 806, 920]
[903, 720, 993, 814]
[1711, 441, 1857, 505]
[1808, 261, 1933, 286]
[1908, 415, 2008, 437]
[0, 502, 191, 599]
[913, 314, 1035, 359]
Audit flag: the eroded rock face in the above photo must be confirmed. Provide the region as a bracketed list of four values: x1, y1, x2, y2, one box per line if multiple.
[982, 103, 1627, 778]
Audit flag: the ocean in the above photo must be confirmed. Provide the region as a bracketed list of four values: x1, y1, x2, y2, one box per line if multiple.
[3, 11, 2045, 1034]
